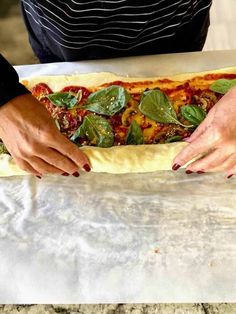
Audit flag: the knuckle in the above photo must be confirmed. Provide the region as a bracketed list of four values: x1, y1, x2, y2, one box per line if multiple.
[66, 146, 78, 158]
[205, 163, 216, 171]
[54, 155, 77, 172]
[39, 129, 56, 144]
[211, 126, 225, 142]
[69, 146, 87, 163]
[32, 162, 53, 175]
[37, 121, 58, 143]
[56, 155, 69, 166]
[41, 167, 58, 175]
[63, 145, 84, 161]
[17, 141, 36, 156]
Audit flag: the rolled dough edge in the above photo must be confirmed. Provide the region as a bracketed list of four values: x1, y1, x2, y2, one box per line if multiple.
[0, 142, 188, 176]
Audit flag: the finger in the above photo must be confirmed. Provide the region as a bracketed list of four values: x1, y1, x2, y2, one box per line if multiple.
[37, 147, 79, 174]
[14, 157, 41, 176]
[209, 153, 236, 176]
[185, 147, 231, 173]
[226, 157, 236, 178]
[173, 132, 213, 168]
[187, 107, 216, 143]
[26, 156, 65, 175]
[50, 134, 91, 171]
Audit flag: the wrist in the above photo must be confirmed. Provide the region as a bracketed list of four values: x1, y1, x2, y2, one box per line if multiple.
[0, 82, 31, 107]
[0, 54, 31, 107]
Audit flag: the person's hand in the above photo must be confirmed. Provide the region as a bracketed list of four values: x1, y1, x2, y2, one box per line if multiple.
[0, 94, 91, 177]
[172, 86, 236, 178]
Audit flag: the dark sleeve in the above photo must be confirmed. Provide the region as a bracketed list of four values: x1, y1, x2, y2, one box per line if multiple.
[0, 54, 31, 106]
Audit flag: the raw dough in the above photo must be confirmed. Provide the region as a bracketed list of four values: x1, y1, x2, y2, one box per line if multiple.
[1, 67, 236, 176]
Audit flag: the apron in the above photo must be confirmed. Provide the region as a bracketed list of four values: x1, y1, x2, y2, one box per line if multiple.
[20, 0, 212, 63]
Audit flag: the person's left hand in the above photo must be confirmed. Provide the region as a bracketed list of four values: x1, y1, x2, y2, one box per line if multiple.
[172, 86, 236, 178]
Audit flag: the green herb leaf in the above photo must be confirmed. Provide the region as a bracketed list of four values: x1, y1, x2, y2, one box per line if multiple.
[165, 135, 182, 143]
[180, 105, 206, 126]
[70, 124, 85, 142]
[125, 120, 144, 145]
[70, 114, 114, 147]
[139, 89, 192, 128]
[47, 92, 78, 109]
[84, 85, 130, 116]
[210, 78, 236, 94]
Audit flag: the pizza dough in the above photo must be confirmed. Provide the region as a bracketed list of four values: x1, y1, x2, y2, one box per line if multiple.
[1, 67, 236, 176]
[21, 66, 236, 91]
[0, 142, 188, 176]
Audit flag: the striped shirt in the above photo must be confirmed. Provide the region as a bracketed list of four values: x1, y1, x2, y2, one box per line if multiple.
[20, 0, 212, 62]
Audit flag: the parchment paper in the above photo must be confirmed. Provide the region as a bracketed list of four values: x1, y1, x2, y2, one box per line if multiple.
[0, 51, 236, 303]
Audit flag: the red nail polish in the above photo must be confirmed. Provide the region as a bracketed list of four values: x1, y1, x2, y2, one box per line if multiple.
[72, 171, 80, 177]
[62, 172, 69, 176]
[186, 170, 193, 174]
[227, 174, 234, 179]
[83, 164, 91, 172]
[172, 163, 181, 171]
[36, 176, 42, 179]
[197, 171, 205, 174]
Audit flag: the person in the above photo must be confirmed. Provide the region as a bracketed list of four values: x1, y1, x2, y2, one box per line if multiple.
[1, 0, 235, 178]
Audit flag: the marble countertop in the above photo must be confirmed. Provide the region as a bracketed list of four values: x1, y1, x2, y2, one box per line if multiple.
[0, 304, 235, 314]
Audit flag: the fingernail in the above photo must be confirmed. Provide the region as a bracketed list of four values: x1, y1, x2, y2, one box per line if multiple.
[72, 171, 80, 177]
[83, 164, 91, 172]
[186, 170, 193, 174]
[227, 174, 234, 179]
[172, 163, 181, 171]
[197, 171, 205, 174]
[36, 175, 42, 179]
[62, 172, 70, 176]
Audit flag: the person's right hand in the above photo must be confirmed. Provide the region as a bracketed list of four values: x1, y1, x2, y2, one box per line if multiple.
[0, 93, 91, 177]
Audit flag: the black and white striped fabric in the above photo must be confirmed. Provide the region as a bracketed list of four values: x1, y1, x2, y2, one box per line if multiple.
[20, 0, 212, 62]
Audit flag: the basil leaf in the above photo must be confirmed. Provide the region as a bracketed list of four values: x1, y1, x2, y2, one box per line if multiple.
[125, 120, 144, 145]
[71, 115, 114, 148]
[70, 124, 85, 142]
[180, 105, 206, 126]
[47, 92, 78, 109]
[139, 89, 192, 128]
[165, 135, 182, 143]
[210, 78, 236, 94]
[84, 85, 130, 116]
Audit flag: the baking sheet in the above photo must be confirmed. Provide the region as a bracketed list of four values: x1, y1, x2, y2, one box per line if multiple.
[0, 51, 236, 303]
[16, 50, 236, 77]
